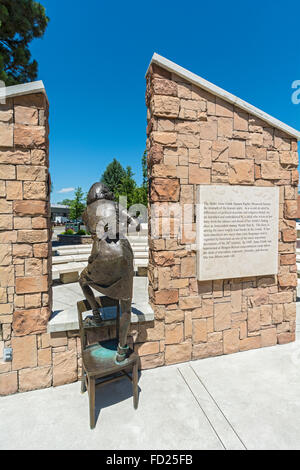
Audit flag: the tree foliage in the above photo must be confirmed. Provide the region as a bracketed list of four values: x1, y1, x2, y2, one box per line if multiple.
[57, 198, 73, 206]
[115, 166, 137, 208]
[69, 187, 86, 222]
[100, 151, 148, 209]
[100, 158, 126, 195]
[0, 0, 49, 86]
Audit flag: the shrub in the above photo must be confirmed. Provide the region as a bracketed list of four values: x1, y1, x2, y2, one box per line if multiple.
[76, 229, 86, 235]
[63, 228, 75, 235]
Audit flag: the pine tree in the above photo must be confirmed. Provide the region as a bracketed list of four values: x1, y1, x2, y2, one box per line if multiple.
[116, 166, 137, 208]
[69, 187, 85, 222]
[131, 149, 148, 207]
[0, 0, 49, 86]
[100, 158, 126, 194]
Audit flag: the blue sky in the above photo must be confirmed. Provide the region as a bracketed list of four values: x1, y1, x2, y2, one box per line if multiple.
[30, 0, 300, 203]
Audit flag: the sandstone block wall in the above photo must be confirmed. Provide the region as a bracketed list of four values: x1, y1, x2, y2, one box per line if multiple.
[143, 63, 298, 367]
[0, 92, 56, 395]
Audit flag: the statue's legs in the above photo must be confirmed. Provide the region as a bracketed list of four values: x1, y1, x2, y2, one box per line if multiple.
[79, 268, 102, 322]
[116, 298, 132, 362]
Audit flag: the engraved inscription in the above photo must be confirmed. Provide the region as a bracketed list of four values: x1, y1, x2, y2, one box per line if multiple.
[196, 185, 279, 281]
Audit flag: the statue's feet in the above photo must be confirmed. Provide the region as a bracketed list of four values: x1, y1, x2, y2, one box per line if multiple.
[116, 344, 130, 363]
[92, 308, 102, 323]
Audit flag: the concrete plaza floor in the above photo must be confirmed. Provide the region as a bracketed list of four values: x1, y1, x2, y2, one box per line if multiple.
[1, 318, 300, 449]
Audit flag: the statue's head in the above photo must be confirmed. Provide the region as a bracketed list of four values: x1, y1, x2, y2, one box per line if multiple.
[87, 182, 114, 205]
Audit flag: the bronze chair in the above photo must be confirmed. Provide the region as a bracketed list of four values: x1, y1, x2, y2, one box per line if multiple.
[77, 295, 139, 429]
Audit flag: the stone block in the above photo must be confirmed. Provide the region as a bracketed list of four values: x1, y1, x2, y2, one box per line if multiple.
[140, 352, 164, 369]
[216, 97, 233, 117]
[239, 335, 261, 351]
[179, 296, 201, 310]
[31, 149, 47, 165]
[214, 302, 231, 331]
[277, 332, 295, 344]
[134, 341, 160, 356]
[152, 132, 177, 146]
[154, 289, 178, 305]
[14, 93, 46, 108]
[150, 178, 180, 202]
[193, 318, 207, 343]
[13, 307, 49, 336]
[0, 214, 12, 230]
[165, 323, 183, 344]
[14, 217, 31, 229]
[16, 275, 48, 294]
[200, 121, 217, 140]
[229, 140, 245, 158]
[165, 342, 191, 365]
[192, 342, 209, 360]
[285, 200, 297, 219]
[23, 181, 47, 200]
[19, 366, 52, 392]
[14, 200, 47, 216]
[17, 229, 48, 243]
[233, 110, 248, 131]
[0, 164, 15, 180]
[14, 124, 46, 148]
[261, 328, 277, 347]
[228, 160, 254, 184]
[0, 150, 30, 165]
[0, 372, 18, 396]
[17, 165, 47, 181]
[60, 271, 79, 284]
[248, 308, 260, 332]
[14, 106, 39, 125]
[11, 335, 37, 370]
[223, 328, 240, 354]
[189, 166, 210, 184]
[152, 78, 177, 96]
[25, 293, 41, 309]
[151, 96, 180, 118]
[53, 350, 77, 386]
[0, 123, 13, 147]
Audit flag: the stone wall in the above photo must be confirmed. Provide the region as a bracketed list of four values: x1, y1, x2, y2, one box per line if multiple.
[0, 91, 56, 395]
[143, 63, 298, 367]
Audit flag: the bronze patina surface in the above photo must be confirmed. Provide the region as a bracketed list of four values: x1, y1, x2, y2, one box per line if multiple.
[79, 182, 139, 362]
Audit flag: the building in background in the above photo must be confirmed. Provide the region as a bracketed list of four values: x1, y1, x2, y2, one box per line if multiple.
[51, 204, 70, 224]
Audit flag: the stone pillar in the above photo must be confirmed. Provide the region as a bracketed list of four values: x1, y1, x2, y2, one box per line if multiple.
[0, 86, 52, 395]
[145, 60, 298, 368]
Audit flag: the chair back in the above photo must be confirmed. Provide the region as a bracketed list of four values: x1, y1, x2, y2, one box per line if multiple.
[77, 296, 120, 358]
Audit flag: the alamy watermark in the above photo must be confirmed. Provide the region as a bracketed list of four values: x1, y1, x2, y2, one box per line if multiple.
[291, 80, 300, 104]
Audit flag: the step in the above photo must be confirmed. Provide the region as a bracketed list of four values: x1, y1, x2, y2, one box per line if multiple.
[52, 254, 90, 265]
[55, 248, 91, 256]
[53, 245, 148, 256]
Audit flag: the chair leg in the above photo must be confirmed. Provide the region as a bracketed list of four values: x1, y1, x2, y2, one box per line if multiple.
[81, 371, 87, 393]
[88, 377, 96, 429]
[133, 361, 139, 410]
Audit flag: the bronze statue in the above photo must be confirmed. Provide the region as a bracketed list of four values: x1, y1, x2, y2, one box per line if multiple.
[79, 182, 139, 362]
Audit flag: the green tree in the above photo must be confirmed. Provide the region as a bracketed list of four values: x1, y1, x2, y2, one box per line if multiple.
[116, 166, 137, 208]
[57, 198, 72, 206]
[0, 1, 49, 86]
[69, 187, 85, 222]
[100, 158, 126, 194]
[131, 149, 148, 207]
[142, 148, 147, 187]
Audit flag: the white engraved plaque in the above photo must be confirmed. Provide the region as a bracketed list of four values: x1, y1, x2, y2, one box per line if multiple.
[196, 185, 279, 281]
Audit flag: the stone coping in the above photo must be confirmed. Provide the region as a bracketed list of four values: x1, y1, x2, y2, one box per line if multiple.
[147, 53, 300, 140]
[48, 277, 154, 333]
[0, 80, 48, 101]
